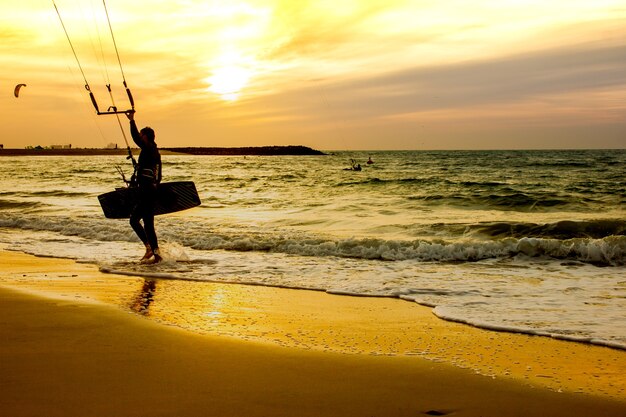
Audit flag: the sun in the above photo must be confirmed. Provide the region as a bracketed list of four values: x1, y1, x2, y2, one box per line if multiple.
[206, 65, 252, 101]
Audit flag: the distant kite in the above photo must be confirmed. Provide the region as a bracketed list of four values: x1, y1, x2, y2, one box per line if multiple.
[14, 83, 27, 98]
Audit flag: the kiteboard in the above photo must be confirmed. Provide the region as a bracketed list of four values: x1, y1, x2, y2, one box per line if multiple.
[98, 181, 201, 219]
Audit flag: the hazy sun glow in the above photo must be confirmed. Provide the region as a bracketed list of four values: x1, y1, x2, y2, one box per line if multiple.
[206, 65, 252, 101]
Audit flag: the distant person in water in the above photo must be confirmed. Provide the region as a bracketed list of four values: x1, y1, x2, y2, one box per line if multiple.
[126, 110, 162, 263]
[350, 159, 362, 171]
[367, 156, 374, 164]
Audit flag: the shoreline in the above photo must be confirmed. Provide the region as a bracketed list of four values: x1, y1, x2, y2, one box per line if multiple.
[102, 265, 626, 352]
[0, 250, 625, 415]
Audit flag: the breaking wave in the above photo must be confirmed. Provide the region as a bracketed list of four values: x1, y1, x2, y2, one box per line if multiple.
[1, 214, 623, 266]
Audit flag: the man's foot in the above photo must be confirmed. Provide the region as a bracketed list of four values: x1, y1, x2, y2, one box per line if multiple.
[153, 248, 163, 264]
[140, 246, 153, 263]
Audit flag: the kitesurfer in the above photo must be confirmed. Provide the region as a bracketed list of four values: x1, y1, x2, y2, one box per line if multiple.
[126, 110, 162, 263]
[14, 83, 26, 98]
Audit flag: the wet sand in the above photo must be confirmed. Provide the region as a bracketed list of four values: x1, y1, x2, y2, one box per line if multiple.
[0, 250, 624, 416]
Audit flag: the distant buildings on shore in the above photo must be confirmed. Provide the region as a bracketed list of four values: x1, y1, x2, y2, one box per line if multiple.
[20, 143, 117, 149]
[25, 144, 72, 150]
[17, 144, 121, 150]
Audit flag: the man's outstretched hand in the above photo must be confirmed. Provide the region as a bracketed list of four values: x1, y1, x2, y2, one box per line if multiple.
[125, 110, 135, 121]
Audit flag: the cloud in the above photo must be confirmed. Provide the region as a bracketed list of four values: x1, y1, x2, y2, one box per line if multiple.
[263, 41, 626, 122]
[0, 27, 40, 52]
[201, 40, 626, 150]
[263, 0, 394, 61]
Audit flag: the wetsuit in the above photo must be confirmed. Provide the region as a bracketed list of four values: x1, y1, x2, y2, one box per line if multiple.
[129, 120, 162, 252]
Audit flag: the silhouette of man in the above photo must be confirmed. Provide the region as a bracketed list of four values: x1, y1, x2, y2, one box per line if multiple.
[126, 110, 162, 263]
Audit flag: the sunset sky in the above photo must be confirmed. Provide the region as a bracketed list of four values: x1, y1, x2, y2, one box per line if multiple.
[1, 0, 625, 150]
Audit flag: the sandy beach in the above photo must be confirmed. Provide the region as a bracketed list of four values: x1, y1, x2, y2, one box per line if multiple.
[3, 0, 625, 414]
[0, 250, 624, 416]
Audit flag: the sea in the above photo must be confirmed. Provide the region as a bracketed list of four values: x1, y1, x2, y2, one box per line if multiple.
[0, 149, 624, 349]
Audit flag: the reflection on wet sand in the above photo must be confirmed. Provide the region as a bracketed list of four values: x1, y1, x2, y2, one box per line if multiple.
[131, 279, 157, 315]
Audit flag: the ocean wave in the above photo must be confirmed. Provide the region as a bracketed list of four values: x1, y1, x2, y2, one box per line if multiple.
[460, 181, 505, 187]
[0, 215, 132, 243]
[0, 199, 43, 210]
[28, 190, 93, 197]
[408, 192, 573, 210]
[470, 219, 626, 239]
[528, 161, 594, 168]
[184, 233, 625, 265]
[335, 177, 440, 187]
[1, 214, 624, 266]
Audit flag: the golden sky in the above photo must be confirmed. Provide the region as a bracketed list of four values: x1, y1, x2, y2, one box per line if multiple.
[1, 0, 625, 149]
